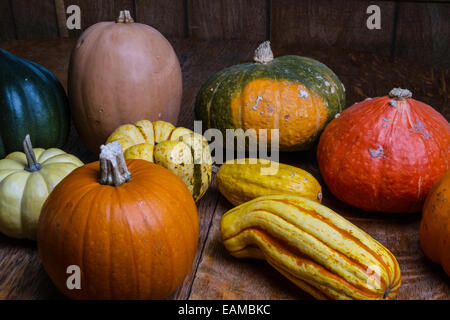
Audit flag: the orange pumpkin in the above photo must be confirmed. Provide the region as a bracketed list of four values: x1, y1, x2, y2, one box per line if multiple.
[68, 10, 182, 154]
[420, 171, 450, 276]
[37, 141, 199, 299]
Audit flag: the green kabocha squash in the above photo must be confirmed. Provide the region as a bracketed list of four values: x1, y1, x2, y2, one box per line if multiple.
[0, 49, 70, 159]
[195, 41, 345, 151]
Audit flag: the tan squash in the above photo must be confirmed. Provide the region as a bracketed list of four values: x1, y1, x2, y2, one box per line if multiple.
[217, 158, 322, 206]
[221, 195, 401, 300]
[68, 10, 182, 154]
[106, 120, 212, 201]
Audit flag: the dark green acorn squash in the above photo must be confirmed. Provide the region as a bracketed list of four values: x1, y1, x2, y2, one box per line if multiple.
[195, 41, 345, 151]
[0, 49, 70, 158]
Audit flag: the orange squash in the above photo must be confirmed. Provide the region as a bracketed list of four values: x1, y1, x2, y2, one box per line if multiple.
[37, 141, 198, 299]
[420, 171, 450, 276]
[68, 10, 182, 154]
[195, 41, 345, 151]
[318, 88, 450, 213]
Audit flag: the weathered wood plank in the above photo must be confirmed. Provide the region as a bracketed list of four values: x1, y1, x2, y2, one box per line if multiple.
[395, 1, 450, 69]
[170, 176, 220, 299]
[270, 0, 395, 54]
[187, 0, 267, 41]
[0, 0, 16, 41]
[135, 0, 186, 38]
[170, 39, 260, 298]
[11, 0, 59, 39]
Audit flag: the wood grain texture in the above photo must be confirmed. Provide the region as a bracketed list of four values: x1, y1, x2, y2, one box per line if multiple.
[54, 0, 69, 37]
[0, 0, 16, 41]
[135, 0, 186, 38]
[0, 38, 449, 300]
[270, 0, 395, 54]
[395, 2, 450, 69]
[64, 0, 133, 37]
[187, 0, 267, 40]
[11, 0, 59, 39]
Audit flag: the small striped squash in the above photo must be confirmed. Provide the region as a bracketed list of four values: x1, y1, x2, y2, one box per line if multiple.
[106, 120, 212, 201]
[221, 195, 401, 300]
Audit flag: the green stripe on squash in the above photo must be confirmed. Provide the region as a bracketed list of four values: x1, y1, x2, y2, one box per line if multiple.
[0, 49, 70, 158]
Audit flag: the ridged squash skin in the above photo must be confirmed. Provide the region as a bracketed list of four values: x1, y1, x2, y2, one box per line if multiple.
[38, 156, 199, 299]
[317, 88, 450, 213]
[0, 49, 70, 158]
[0, 145, 83, 240]
[106, 120, 212, 201]
[217, 158, 322, 205]
[221, 195, 401, 300]
[195, 41, 345, 151]
[420, 170, 450, 276]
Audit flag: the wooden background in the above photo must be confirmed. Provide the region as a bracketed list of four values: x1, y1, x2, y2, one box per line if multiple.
[0, 0, 449, 69]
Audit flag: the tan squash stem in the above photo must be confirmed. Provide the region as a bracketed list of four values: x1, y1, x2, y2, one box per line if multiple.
[389, 88, 412, 100]
[23, 134, 41, 172]
[116, 10, 134, 23]
[254, 41, 274, 64]
[99, 141, 131, 186]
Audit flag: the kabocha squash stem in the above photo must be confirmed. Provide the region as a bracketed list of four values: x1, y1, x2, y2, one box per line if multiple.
[99, 141, 131, 186]
[254, 41, 274, 64]
[23, 134, 41, 172]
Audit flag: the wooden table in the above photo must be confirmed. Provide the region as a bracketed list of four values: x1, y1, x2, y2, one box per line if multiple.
[0, 38, 449, 300]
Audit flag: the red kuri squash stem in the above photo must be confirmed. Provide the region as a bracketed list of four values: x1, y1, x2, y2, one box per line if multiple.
[116, 10, 134, 23]
[389, 88, 412, 100]
[99, 141, 131, 186]
[23, 134, 41, 172]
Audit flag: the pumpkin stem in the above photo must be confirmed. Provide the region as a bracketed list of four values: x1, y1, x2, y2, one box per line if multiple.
[389, 88, 412, 100]
[116, 10, 134, 23]
[254, 41, 274, 64]
[99, 141, 131, 186]
[23, 134, 41, 172]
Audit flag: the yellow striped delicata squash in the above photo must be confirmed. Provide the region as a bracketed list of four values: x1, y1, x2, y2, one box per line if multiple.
[221, 195, 401, 300]
[106, 120, 212, 201]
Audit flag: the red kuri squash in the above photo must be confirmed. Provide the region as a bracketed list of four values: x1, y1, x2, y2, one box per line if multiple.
[37, 141, 198, 299]
[317, 88, 450, 213]
[68, 10, 182, 154]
